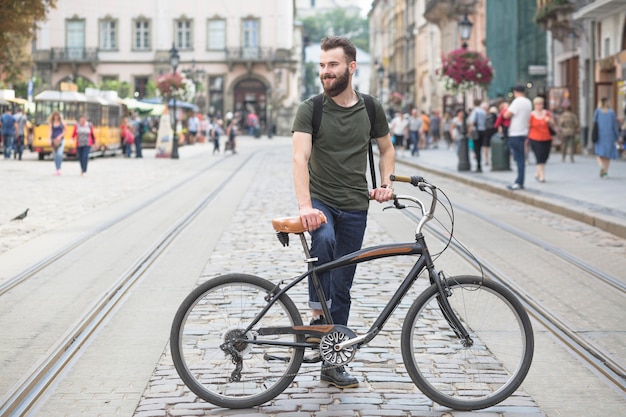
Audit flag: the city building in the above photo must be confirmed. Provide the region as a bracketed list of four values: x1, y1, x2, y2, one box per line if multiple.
[32, 0, 302, 135]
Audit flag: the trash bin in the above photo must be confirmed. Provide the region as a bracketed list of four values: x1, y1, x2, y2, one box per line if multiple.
[490, 133, 510, 171]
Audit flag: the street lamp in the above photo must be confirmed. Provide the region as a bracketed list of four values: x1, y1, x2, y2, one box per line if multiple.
[169, 43, 180, 159]
[457, 13, 473, 172]
[377, 63, 384, 102]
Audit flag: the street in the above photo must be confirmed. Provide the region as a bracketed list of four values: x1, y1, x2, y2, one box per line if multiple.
[0, 136, 624, 416]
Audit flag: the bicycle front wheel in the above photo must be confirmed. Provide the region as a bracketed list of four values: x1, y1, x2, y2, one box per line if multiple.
[401, 276, 534, 410]
[170, 273, 304, 409]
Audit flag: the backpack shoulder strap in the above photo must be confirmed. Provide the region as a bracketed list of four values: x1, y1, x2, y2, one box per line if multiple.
[311, 93, 324, 140]
[362, 93, 376, 138]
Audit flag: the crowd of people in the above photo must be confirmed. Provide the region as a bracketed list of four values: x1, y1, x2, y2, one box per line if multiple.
[386, 85, 624, 189]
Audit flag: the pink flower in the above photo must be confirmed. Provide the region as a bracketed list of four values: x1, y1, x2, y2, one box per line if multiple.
[438, 48, 494, 92]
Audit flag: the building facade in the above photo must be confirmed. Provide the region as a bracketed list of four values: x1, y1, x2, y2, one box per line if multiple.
[32, 0, 303, 135]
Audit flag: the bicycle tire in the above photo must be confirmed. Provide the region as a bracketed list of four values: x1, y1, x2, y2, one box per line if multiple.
[170, 273, 304, 409]
[401, 275, 534, 410]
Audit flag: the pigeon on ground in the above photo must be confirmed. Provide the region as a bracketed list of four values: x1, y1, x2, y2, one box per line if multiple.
[11, 209, 29, 221]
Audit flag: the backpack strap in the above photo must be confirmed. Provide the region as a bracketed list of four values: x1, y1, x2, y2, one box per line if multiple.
[310, 92, 379, 188]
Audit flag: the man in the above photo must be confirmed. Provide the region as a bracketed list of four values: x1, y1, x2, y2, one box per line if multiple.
[504, 85, 532, 190]
[1, 108, 16, 159]
[408, 108, 423, 156]
[131, 112, 144, 158]
[558, 105, 579, 163]
[292, 36, 395, 388]
[467, 99, 487, 172]
[13, 107, 28, 160]
[187, 112, 199, 144]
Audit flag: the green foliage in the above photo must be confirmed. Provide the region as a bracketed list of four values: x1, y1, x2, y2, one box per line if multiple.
[145, 79, 158, 98]
[98, 79, 132, 98]
[0, 0, 58, 62]
[300, 8, 369, 52]
[75, 75, 96, 92]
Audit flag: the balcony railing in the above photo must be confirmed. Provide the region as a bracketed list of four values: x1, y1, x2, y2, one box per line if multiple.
[33, 47, 99, 63]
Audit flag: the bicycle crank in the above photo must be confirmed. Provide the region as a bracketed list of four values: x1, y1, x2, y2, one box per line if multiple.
[319, 327, 357, 366]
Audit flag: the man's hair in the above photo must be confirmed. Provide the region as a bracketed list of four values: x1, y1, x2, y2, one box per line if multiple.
[321, 36, 357, 63]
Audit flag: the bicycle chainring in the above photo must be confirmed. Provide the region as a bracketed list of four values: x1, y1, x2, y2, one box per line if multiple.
[319, 327, 357, 366]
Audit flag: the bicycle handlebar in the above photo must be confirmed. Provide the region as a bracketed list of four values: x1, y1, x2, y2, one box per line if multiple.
[388, 174, 438, 235]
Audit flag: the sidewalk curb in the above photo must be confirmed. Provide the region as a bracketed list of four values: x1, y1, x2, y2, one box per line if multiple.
[397, 156, 626, 239]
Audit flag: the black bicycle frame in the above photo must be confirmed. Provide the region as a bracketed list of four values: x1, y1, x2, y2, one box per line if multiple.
[245, 231, 470, 348]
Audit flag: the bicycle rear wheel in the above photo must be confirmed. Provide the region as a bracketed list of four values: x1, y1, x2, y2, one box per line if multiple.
[170, 273, 304, 409]
[401, 275, 534, 410]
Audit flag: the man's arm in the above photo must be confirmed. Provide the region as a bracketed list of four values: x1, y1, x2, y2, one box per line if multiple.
[293, 130, 323, 231]
[372, 133, 395, 202]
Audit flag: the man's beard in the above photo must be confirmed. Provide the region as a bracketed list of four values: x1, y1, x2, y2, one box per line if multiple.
[321, 68, 350, 97]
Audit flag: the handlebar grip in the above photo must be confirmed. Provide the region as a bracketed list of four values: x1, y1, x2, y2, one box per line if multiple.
[390, 174, 425, 187]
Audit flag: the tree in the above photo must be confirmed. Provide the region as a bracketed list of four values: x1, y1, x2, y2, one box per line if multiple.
[301, 8, 369, 52]
[0, 0, 58, 86]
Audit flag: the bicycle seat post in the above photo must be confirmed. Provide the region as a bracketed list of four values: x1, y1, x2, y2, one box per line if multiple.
[299, 233, 318, 264]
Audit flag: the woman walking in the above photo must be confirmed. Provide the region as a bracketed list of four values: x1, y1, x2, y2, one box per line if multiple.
[527, 96, 554, 183]
[593, 97, 619, 178]
[49, 111, 66, 175]
[72, 115, 96, 176]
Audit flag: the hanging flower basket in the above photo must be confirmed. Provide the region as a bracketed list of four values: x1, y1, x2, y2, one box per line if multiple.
[388, 91, 404, 107]
[156, 72, 195, 102]
[437, 48, 494, 93]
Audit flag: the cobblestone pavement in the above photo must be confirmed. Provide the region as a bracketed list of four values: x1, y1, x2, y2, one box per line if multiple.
[133, 138, 546, 417]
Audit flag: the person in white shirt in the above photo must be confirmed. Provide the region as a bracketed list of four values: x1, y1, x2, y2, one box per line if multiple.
[503, 85, 532, 190]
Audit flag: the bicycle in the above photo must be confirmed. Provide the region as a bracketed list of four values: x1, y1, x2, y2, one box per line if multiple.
[170, 174, 534, 411]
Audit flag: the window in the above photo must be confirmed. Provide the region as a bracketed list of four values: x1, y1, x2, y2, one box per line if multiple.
[133, 19, 151, 51]
[242, 19, 259, 58]
[175, 19, 193, 50]
[207, 19, 225, 50]
[66, 19, 85, 59]
[99, 19, 117, 50]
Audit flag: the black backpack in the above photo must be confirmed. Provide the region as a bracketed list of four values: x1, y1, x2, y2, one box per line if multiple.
[311, 93, 379, 188]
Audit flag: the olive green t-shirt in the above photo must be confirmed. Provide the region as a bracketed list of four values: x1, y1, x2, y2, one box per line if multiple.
[292, 92, 390, 211]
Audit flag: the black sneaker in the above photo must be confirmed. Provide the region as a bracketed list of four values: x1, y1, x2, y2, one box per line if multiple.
[321, 363, 359, 388]
[305, 316, 326, 343]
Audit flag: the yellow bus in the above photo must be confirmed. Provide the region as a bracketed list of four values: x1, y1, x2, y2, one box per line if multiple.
[33, 90, 123, 159]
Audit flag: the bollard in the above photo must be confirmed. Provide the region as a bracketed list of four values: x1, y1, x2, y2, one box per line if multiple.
[490, 133, 510, 171]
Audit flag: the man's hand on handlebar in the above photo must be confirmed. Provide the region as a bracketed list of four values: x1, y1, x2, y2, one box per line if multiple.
[369, 185, 394, 203]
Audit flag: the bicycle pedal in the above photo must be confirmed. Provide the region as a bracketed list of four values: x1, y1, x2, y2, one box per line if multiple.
[303, 352, 322, 363]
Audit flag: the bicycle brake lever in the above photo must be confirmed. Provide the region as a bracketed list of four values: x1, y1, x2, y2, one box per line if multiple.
[393, 196, 406, 209]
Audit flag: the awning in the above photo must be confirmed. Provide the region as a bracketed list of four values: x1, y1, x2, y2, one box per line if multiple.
[573, 0, 626, 20]
[140, 97, 198, 112]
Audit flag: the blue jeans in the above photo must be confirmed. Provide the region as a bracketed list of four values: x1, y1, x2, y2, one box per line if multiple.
[3, 134, 14, 158]
[409, 130, 420, 155]
[77, 145, 90, 173]
[14, 135, 24, 159]
[508, 135, 526, 186]
[308, 199, 368, 326]
[53, 140, 64, 170]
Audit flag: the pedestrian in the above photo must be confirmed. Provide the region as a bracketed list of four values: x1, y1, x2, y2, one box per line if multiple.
[49, 110, 66, 175]
[1, 107, 16, 159]
[212, 118, 222, 154]
[13, 107, 28, 160]
[450, 108, 465, 152]
[495, 101, 511, 139]
[71, 115, 96, 176]
[429, 110, 441, 148]
[408, 108, 423, 156]
[441, 111, 452, 149]
[291, 36, 395, 389]
[558, 105, 579, 163]
[467, 100, 487, 172]
[389, 112, 407, 152]
[187, 112, 199, 144]
[132, 112, 145, 158]
[420, 110, 430, 148]
[527, 96, 554, 183]
[593, 97, 620, 178]
[247, 110, 259, 136]
[503, 85, 532, 190]
[121, 117, 134, 157]
[225, 117, 237, 153]
[484, 106, 498, 166]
